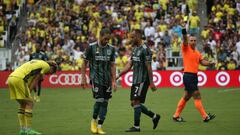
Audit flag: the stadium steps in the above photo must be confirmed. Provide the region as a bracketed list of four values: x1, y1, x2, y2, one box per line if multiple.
[197, 0, 208, 52]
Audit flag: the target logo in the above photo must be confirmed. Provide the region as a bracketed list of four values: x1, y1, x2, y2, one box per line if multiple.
[123, 71, 162, 87]
[215, 71, 230, 86]
[197, 71, 207, 86]
[124, 71, 133, 87]
[153, 72, 162, 86]
[170, 72, 183, 86]
[239, 74, 240, 83]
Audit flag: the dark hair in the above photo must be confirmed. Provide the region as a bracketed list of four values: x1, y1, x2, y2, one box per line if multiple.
[189, 34, 196, 37]
[47, 61, 57, 73]
[118, 47, 126, 52]
[134, 29, 145, 40]
[100, 28, 111, 35]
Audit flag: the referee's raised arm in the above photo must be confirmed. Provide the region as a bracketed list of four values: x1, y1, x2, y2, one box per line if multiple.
[182, 27, 188, 46]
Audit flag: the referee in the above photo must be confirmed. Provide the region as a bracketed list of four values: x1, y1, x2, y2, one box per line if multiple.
[172, 26, 216, 122]
[29, 42, 48, 102]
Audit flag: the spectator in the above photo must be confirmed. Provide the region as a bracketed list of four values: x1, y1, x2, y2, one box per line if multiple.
[189, 11, 200, 35]
[212, 28, 223, 43]
[144, 20, 155, 38]
[201, 26, 210, 41]
[116, 47, 128, 73]
[162, 30, 171, 48]
[227, 59, 237, 70]
[152, 55, 160, 70]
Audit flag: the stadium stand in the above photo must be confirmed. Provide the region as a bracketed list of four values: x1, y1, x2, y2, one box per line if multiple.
[4, 0, 240, 71]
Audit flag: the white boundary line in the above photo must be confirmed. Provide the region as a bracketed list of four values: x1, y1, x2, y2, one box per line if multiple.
[218, 88, 240, 93]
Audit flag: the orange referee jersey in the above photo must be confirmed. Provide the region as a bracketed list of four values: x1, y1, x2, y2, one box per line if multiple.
[182, 44, 203, 73]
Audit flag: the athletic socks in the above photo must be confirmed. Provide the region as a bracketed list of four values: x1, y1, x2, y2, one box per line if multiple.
[194, 99, 208, 119]
[140, 104, 155, 118]
[98, 101, 108, 125]
[133, 105, 141, 127]
[174, 98, 208, 119]
[25, 109, 33, 130]
[93, 102, 101, 119]
[174, 98, 187, 117]
[17, 108, 26, 130]
[93, 100, 109, 127]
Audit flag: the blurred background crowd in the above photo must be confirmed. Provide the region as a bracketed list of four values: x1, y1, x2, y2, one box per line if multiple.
[1, 0, 240, 71]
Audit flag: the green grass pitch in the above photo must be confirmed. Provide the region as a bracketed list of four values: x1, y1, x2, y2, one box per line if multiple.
[1, 87, 240, 135]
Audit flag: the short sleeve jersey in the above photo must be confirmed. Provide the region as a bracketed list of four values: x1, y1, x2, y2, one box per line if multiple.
[9, 60, 50, 82]
[83, 42, 116, 86]
[182, 44, 203, 73]
[131, 44, 152, 84]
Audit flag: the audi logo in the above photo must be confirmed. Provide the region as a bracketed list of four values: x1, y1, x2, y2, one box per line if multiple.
[49, 74, 89, 85]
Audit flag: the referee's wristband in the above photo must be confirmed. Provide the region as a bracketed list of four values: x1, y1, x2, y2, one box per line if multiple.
[182, 28, 187, 35]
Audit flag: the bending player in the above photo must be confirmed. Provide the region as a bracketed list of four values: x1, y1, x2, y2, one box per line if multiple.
[7, 60, 57, 135]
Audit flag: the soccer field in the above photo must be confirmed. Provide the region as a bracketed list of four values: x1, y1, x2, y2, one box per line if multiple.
[1, 88, 240, 135]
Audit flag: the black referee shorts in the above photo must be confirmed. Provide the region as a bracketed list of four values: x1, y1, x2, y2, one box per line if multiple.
[183, 72, 199, 94]
[130, 81, 150, 103]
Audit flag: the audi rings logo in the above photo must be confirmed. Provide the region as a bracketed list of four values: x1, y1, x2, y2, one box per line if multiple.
[124, 71, 162, 86]
[197, 71, 207, 86]
[170, 72, 183, 86]
[215, 71, 230, 86]
[49, 74, 89, 85]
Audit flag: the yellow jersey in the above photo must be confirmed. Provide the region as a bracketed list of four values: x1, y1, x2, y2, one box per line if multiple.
[201, 29, 210, 39]
[116, 56, 128, 71]
[135, 11, 144, 21]
[227, 62, 236, 70]
[189, 16, 200, 28]
[9, 60, 50, 81]
[60, 63, 72, 71]
[158, 24, 168, 32]
[172, 37, 181, 53]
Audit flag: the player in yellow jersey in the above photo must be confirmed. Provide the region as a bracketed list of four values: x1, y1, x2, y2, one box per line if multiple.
[7, 60, 57, 135]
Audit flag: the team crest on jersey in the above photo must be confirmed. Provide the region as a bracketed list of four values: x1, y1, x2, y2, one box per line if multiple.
[137, 50, 141, 56]
[107, 49, 111, 55]
[96, 47, 99, 54]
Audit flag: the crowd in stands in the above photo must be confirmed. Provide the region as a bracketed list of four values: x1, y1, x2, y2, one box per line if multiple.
[0, 0, 23, 47]
[200, 0, 240, 70]
[11, 0, 239, 71]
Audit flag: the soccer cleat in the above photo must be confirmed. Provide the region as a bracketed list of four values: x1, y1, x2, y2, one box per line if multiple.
[203, 113, 216, 122]
[90, 119, 97, 134]
[173, 116, 186, 122]
[19, 130, 26, 135]
[26, 129, 42, 135]
[152, 114, 161, 129]
[35, 96, 41, 102]
[97, 127, 106, 134]
[33, 94, 40, 102]
[125, 127, 141, 132]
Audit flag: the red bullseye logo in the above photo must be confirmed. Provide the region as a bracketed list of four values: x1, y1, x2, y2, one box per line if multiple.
[153, 72, 162, 86]
[239, 74, 240, 83]
[124, 71, 161, 87]
[124, 71, 133, 86]
[170, 72, 183, 86]
[197, 71, 207, 86]
[215, 71, 230, 86]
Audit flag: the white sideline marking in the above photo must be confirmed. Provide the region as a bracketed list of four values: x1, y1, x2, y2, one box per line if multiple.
[218, 88, 240, 93]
